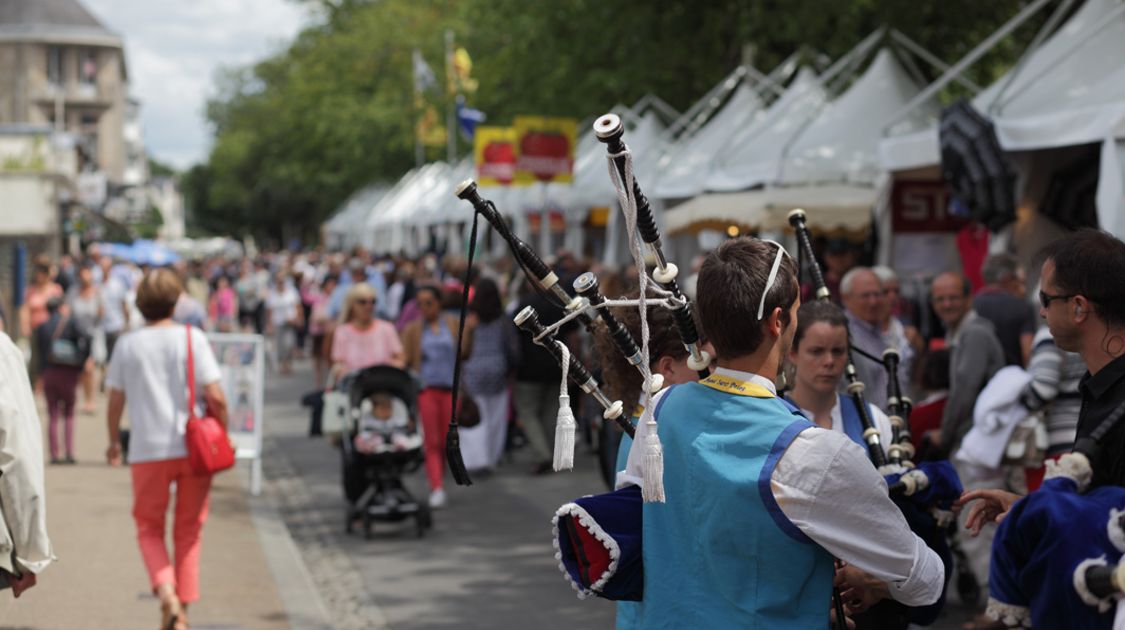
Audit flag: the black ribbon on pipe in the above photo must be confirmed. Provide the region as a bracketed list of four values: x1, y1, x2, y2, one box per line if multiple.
[445, 211, 479, 487]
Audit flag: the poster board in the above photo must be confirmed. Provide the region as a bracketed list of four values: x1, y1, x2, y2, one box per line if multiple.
[208, 333, 265, 495]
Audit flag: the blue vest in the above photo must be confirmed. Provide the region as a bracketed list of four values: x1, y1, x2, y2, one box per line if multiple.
[616, 416, 641, 630]
[639, 382, 836, 628]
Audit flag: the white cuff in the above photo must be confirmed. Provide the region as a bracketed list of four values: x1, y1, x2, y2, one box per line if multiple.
[888, 535, 944, 606]
[615, 471, 642, 491]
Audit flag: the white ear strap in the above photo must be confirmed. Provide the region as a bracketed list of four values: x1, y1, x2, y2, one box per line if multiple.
[757, 241, 787, 321]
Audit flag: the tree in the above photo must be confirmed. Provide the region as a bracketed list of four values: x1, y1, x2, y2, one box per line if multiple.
[198, 0, 1044, 243]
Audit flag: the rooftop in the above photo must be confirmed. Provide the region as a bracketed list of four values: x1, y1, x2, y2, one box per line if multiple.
[0, 0, 122, 47]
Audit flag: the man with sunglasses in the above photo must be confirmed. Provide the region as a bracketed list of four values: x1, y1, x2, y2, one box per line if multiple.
[957, 230, 1125, 537]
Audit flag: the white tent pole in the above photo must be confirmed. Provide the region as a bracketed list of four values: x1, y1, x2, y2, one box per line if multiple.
[889, 30, 982, 93]
[881, 0, 1054, 133]
[994, 1, 1125, 115]
[631, 94, 682, 123]
[988, 0, 1078, 114]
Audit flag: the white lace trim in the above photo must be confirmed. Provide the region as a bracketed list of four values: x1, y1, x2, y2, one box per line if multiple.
[550, 502, 622, 599]
[1044, 452, 1093, 492]
[985, 597, 1032, 627]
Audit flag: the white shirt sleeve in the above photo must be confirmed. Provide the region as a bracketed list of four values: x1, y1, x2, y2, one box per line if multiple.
[616, 386, 673, 489]
[0, 333, 55, 574]
[771, 427, 944, 606]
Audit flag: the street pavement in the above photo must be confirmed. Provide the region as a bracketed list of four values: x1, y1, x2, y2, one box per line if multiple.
[259, 361, 617, 629]
[0, 382, 322, 630]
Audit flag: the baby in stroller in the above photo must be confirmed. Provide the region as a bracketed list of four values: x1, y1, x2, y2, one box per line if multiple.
[353, 393, 423, 454]
[340, 365, 432, 538]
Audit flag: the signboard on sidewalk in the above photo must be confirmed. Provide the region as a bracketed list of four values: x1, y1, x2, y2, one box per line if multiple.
[208, 333, 265, 495]
[513, 116, 577, 185]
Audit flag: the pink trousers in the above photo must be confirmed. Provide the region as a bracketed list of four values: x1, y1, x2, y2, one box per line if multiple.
[418, 388, 452, 491]
[131, 458, 212, 603]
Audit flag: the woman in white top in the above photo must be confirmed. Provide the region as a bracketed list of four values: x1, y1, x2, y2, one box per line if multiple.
[105, 268, 227, 630]
[265, 271, 303, 375]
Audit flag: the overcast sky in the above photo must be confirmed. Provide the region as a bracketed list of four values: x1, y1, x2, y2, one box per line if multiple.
[82, 0, 310, 169]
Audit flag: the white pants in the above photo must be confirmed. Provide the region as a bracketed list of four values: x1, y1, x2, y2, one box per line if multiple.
[458, 390, 509, 470]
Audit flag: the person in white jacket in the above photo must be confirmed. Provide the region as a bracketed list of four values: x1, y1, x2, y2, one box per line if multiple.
[0, 331, 55, 597]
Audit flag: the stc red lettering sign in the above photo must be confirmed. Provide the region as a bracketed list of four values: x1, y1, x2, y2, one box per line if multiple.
[891, 180, 968, 233]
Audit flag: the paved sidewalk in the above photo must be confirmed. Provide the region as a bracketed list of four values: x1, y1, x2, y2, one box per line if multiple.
[0, 386, 327, 630]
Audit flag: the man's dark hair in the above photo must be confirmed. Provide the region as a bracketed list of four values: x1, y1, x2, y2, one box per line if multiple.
[981, 253, 1021, 285]
[1038, 229, 1125, 327]
[794, 300, 848, 351]
[696, 237, 797, 360]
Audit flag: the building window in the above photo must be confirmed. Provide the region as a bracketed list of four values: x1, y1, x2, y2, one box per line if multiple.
[79, 49, 97, 85]
[47, 46, 63, 85]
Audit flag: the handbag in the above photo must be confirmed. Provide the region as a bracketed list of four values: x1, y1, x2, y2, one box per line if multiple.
[183, 325, 236, 475]
[47, 316, 87, 367]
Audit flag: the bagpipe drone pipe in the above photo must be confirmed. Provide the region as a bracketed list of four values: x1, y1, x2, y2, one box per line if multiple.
[789, 209, 958, 626]
[985, 399, 1125, 629]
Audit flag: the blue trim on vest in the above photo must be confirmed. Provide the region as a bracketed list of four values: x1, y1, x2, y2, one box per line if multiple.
[777, 395, 801, 414]
[652, 384, 678, 421]
[838, 393, 867, 448]
[758, 419, 815, 545]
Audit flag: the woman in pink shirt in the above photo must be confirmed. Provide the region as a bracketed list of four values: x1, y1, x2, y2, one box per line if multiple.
[330, 283, 404, 380]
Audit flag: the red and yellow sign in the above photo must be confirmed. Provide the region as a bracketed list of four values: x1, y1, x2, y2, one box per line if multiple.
[513, 116, 577, 185]
[473, 126, 518, 187]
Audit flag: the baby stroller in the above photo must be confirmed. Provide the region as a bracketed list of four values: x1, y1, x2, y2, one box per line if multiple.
[337, 365, 433, 538]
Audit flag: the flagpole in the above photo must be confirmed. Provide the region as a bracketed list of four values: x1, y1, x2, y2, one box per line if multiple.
[413, 52, 424, 168]
[445, 29, 456, 164]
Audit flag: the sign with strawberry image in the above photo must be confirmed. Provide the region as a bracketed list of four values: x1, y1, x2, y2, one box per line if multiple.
[474, 126, 519, 187]
[513, 116, 577, 185]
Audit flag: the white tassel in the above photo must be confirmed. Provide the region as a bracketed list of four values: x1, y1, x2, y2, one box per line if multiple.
[553, 394, 576, 471]
[641, 417, 665, 502]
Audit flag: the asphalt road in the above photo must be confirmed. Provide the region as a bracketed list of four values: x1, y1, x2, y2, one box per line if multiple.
[260, 362, 616, 629]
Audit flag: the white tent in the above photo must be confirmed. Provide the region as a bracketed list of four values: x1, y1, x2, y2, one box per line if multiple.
[705, 68, 826, 192]
[323, 184, 390, 250]
[666, 48, 937, 236]
[879, 0, 1125, 238]
[651, 84, 765, 200]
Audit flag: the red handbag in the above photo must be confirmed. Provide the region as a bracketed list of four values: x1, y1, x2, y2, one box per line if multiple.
[184, 325, 236, 475]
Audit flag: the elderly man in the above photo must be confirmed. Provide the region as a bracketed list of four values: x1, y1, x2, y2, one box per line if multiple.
[841, 267, 911, 410]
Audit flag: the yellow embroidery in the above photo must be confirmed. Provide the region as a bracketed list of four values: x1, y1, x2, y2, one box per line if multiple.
[632, 405, 646, 418]
[699, 374, 776, 399]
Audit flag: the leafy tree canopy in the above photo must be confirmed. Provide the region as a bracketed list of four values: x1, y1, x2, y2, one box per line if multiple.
[190, 0, 1050, 245]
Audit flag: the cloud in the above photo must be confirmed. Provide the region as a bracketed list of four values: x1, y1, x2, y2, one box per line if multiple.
[81, 0, 309, 169]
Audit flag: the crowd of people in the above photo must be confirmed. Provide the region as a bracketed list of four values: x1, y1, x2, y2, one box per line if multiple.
[1, 225, 1122, 629]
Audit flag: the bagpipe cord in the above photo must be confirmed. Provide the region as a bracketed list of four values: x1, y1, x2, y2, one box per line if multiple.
[607, 145, 664, 502]
[446, 210, 481, 487]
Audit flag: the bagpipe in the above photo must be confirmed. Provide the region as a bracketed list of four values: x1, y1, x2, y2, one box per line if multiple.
[986, 399, 1125, 629]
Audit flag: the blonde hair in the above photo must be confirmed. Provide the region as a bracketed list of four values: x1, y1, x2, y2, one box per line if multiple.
[340, 283, 377, 325]
[136, 268, 183, 321]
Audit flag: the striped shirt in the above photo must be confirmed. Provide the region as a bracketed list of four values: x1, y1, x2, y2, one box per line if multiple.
[1020, 327, 1086, 454]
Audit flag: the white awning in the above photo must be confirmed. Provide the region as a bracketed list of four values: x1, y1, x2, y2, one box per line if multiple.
[663, 184, 875, 236]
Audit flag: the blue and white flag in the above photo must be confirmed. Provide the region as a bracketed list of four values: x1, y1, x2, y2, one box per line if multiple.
[456, 95, 486, 141]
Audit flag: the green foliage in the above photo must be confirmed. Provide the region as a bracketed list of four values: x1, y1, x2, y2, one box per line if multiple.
[148, 155, 177, 177]
[198, 0, 1044, 243]
[134, 204, 165, 240]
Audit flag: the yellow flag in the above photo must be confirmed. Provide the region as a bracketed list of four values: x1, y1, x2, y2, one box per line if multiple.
[417, 104, 446, 147]
[452, 47, 478, 94]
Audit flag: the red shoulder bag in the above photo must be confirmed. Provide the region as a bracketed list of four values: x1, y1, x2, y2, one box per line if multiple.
[184, 325, 236, 475]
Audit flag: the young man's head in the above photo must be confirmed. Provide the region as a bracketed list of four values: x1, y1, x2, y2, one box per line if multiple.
[1036, 230, 1125, 356]
[696, 237, 799, 362]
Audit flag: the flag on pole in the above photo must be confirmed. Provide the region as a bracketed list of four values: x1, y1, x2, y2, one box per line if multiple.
[452, 47, 478, 94]
[413, 49, 438, 94]
[456, 95, 486, 141]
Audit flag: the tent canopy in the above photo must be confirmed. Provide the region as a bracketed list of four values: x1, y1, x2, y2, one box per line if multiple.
[881, 0, 1125, 172]
[663, 185, 874, 236]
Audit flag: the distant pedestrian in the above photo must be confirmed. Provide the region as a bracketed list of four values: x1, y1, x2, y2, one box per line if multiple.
[402, 285, 465, 508]
[34, 298, 90, 464]
[19, 263, 63, 380]
[307, 274, 337, 388]
[105, 268, 228, 630]
[329, 283, 403, 379]
[459, 278, 519, 471]
[207, 275, 238, 333]
[66, 264, 103, 415]
[265, 272, 302, 375]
